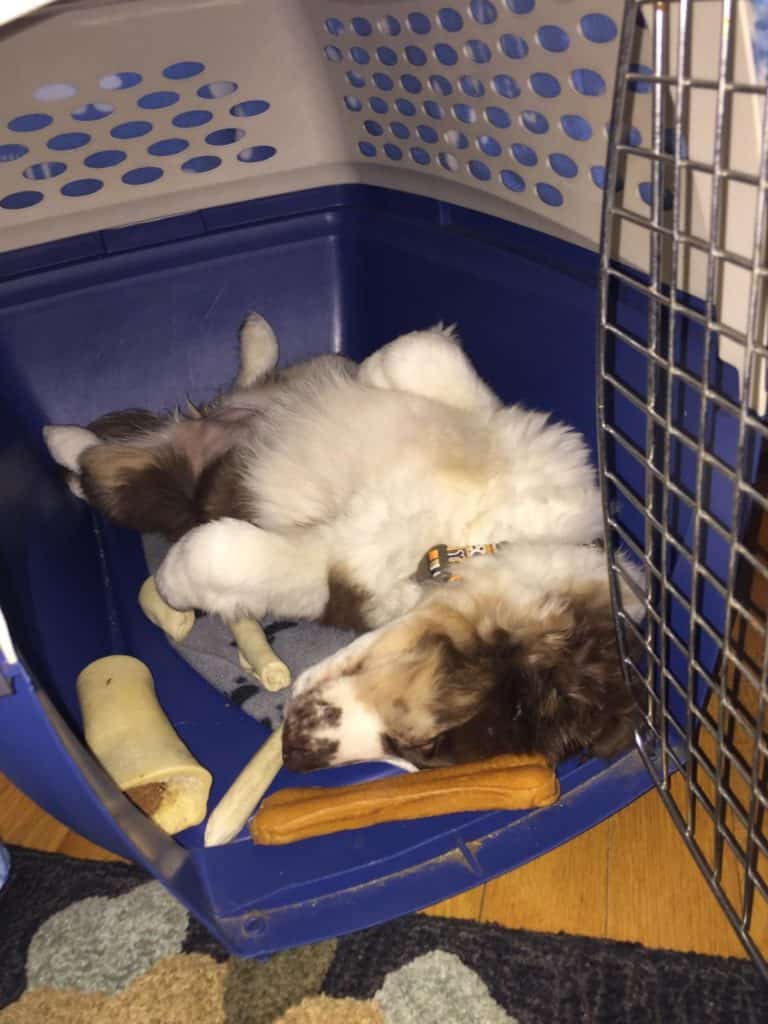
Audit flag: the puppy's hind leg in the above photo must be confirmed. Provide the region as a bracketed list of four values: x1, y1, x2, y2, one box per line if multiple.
[359, 325, 501, 416]
[236, 313, 279, 389]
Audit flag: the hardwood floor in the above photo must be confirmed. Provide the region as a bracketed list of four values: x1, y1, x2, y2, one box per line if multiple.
[1, 769, 755, 959]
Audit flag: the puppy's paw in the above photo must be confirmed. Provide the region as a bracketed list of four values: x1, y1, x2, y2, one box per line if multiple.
[154, 520, 250, 614]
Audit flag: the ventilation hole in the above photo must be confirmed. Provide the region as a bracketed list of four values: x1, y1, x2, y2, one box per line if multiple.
[500, 168, 525, 191]
[580, 13, 617, 43]
[638, 181, 673, 209]
[628, 63, 653, 94]
[478, 134, 501, 156]
[506, 0, 535, 11]
[148, 138, 188, 156]
[122, 166, 163, 185]
[486, 105, 511, 128]
[365, 120, 384, 137]
[370, 97, 389, 113]
[324, 45, 343, 62]
[561, 114, 592, 140]
[71, 102, 114, 121]
[379, 15, 401, 35]
[536, 182, 563, 206]
[511, 142, 537, 165]
[350, 47, 371, 65]
[571, 69, 606, 96]
[347, 71, 366, 87]
[85, 149, 126, 167]
[453, 103, 477, 123]
[48, 131, 91, 150]
[537, 26, 570, 52]
[549, 152, 578, 177]
[197, 81, 238, 99]
[625, 125, 642, 146]
[1, 189, 43, 209]
[33, 83, 77, 101]
[390, 121, 410, 139]
[590, 166, 606, 188]
[373, 73, 394, 91]
[401, 74, 422, 94]
[138, 90, 180, 110]
[377, 45, 398, 65]
[444, 129, 469, 149]
[325, 17, 345, 35]
[406, 45, 428, 66]
[663, 127, 689, 158]
[172, 109, 213, 127]
[460, 75, 485, 98]
[465, 40, 492, 63]
[439, 152, 459, 171]
[407, 12, 431, 34]
[23, 160, 66, 180]
[111, 120, 152, 139]
[206, 128, 245, 145]
[345, 95, 363, 112]
[8, 113, 53, 132]
[359, 140, 376, 156]
[0, 144, 28, 161]
[61, 178, 103, 197]
[352, 16, 372, 36]
[410, 145, 430, 164]
[164, 61, 206, 79]
[521, 110, 548, 134]
[100, 72, 142, 91]
[396, 98, 416, 116]
[492, 74, 520, 99]
[468, 159, 491, 181]
[500, 34, 528, 59]
[417, 124, 438, 143]
[384, 142, 403, 160]
[530, 72, 560, 98]
[424, 100, 445, 119]
[183, 154, 222, 171]
[434, 43, 458, 65]
[438, 7, 463, 31]
[470, 0, 498, 24]
[429, 74, 453, 96]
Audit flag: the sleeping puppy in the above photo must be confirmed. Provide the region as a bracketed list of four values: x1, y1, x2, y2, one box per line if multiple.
[44, 315, 643, 772]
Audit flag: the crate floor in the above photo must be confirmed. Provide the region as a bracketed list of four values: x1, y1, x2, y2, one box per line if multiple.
[0, 771, 756, 960]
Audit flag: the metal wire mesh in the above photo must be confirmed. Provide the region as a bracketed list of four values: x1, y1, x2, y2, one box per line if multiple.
[598, 0, 768, 977]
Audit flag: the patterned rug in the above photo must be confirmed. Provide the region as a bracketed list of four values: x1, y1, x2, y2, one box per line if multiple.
[0, 846, 766, 1023]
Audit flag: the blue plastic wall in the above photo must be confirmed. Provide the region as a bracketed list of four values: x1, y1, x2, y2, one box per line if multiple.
[0, 185, 656, 955]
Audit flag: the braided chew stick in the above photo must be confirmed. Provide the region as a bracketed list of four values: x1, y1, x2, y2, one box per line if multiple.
[250, 753, 558, 845]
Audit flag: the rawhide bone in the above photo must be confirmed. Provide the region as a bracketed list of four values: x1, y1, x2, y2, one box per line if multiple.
[250, 753, 558, 845]
[77, 655, 212, 834]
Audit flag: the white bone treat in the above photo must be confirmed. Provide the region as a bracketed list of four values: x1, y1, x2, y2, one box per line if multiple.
[204, 724, 284, 847]
[139, 576, 195, 643]
[77, 655, 212, 834]
[230, 619, 291, 691]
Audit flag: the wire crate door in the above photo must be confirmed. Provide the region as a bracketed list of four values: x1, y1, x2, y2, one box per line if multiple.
[598, 0, 768, 977]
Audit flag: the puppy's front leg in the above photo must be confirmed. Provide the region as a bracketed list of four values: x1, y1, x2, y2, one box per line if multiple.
[155, 518, 329, 624]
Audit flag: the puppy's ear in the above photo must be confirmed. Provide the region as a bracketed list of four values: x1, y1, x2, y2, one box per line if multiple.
[43, 425, 100, 473]
[524, 593, 639, 761]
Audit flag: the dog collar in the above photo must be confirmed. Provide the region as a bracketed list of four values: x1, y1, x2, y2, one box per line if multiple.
[416, 542, 506, 584]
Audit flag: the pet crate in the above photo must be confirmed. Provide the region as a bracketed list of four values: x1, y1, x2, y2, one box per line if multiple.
[0, 0, 765, 973]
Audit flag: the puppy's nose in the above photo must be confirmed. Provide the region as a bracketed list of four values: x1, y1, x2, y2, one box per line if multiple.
[282, 717, 339, 772]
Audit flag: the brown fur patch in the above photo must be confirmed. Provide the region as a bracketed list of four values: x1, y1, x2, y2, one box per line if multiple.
[320, 570, 372, 632]
[80, 443, 200, 540]
[88, 408, 166, 440]
[197, 449, 252, 523]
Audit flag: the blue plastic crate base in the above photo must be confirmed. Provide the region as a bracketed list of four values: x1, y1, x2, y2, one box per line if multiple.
[0, 185, 656, 956]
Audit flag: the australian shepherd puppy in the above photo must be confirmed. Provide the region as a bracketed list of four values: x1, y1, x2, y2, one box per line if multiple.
[44, 315, 643, 772]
